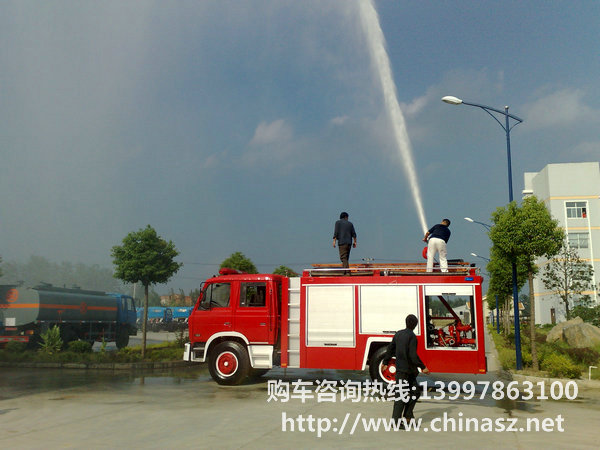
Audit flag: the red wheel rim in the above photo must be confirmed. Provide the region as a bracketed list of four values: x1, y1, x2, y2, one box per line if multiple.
[216, 351, 238, 377]
[380, 359, 396, 383]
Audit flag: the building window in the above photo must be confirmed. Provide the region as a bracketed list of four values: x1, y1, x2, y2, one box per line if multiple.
[568, 232, 589, 249]
[566, 201, 587, 219]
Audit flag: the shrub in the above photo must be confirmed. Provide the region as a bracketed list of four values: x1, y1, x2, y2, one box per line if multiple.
[142, 342, 183, 361]
[67, 340, 93, 354]
[5, 341, 28, 353]
[55, 351, 82, 363]
[564, 347, 600, 366]
[497, 347, 517, 370]
[521, 349, 532, 368]
[39, 326, 63, 354]
[541, 353, 581, 379]
[0, 344, 31, 362]
[175, 328, 189, 348]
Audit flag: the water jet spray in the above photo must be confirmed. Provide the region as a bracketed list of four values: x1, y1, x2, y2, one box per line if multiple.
[359, 0, 428, 234]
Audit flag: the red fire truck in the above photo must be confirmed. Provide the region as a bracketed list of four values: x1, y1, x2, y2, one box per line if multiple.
[183, 262, 486, 385]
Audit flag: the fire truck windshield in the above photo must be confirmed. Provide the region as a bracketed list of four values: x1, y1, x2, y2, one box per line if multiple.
[199, 283, 231, 309]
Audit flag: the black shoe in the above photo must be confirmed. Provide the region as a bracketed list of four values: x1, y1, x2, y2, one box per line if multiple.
[394, 418, 405, 430]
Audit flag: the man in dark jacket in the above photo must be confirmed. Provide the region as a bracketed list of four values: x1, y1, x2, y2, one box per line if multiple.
[332, 212, 357, 268]
[423, 218, 451, 272]
[382, 314, 430, 424]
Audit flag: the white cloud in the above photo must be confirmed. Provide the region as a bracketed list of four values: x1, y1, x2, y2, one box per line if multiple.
[242, 119, 296, 167]
[330, 115, 349, 126]
[198, 154, 219, 169]
[522, 88, 599, 129]
[400, 94, 429, 117]
[249, 119, 293, 146]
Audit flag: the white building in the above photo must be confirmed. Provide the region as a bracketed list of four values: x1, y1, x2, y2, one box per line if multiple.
[523, 162, 600, 324]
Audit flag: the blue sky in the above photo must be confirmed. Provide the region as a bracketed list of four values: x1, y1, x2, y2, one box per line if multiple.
[1, 0, 599, 293]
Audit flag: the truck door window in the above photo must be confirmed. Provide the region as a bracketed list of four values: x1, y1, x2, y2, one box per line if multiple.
[240, 283, 267, 307]
[200, 283, 231, 309]
[127, 297, 136, 311]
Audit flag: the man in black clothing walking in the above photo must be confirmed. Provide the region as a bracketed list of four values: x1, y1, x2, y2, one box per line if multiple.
[333, 212, 357, 268]
[382, 314, 430, 425]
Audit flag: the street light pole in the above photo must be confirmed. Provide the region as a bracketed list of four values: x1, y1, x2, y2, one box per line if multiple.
[444, 95, 524, 369]
[464, 217, 491, 231]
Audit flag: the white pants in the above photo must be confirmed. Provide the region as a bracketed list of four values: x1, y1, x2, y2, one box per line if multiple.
[427, 237, 447, 272]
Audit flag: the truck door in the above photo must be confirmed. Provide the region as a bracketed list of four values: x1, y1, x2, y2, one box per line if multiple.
[114, 295, 137, 330]
[235, 282, 270, 343]
[190, 282, 233, 343]
[124, 296, 137, 329]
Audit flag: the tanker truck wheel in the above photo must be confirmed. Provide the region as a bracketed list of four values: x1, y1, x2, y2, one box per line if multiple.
[116, 328, 130, 349]
[208, 341, 250, 385]
[369, 347, 396, 384]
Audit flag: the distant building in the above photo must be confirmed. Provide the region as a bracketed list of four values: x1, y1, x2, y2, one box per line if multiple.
[160, 294, 193, 306]
[523, 162, 600, 324]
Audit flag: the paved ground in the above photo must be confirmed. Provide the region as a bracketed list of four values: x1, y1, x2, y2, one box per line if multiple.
[93, 331, 179, 351]
[2, 327, 600, 448]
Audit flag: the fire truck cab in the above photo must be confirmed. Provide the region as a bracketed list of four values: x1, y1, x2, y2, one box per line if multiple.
[184, 263, 486, 385]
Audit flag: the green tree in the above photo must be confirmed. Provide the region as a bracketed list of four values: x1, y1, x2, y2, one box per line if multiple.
[189, 288, 201, 305]
[147, 289, 162, 306]
[519, 293, 531, 319]
[220, 252, 258, 274]
[486, 247, 528, 333]
[125, 284, 161, 307]
[571, 296, 600, 327]
[272, 265, 299, 277]
[167, 287, 177, 306]
[178, 288, 187, 306]
[542, 242, 594, 321]
[489, 196, 563, 370]
[112, 225, 182, 357]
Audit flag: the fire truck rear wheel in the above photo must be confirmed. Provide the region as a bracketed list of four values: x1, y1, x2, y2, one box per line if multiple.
[209, 341, 250, 385]
[369, 347, 396, 384]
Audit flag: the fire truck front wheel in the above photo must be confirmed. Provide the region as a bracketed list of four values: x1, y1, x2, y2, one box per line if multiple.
[208, 341, 250, 385]
[369, 347, 397, 384]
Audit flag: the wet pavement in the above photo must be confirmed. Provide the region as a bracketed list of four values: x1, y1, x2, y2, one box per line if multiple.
[2, 329, 600, 448]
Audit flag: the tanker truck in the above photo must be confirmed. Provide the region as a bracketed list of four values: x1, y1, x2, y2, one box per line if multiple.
[0, 283, 137, 349]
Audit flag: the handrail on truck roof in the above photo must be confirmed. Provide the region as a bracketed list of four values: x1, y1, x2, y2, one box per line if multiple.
[305, 261, 479, 277]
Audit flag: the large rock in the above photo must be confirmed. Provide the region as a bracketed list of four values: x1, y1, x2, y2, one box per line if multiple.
[546, 317, 583, 343]
[563, 323, 600, 348]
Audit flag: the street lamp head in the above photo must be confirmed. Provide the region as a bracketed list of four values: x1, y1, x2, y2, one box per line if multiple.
[470, 252, 478, 257]
[442, 96, 463, 105]
[464, 217, 474, 223]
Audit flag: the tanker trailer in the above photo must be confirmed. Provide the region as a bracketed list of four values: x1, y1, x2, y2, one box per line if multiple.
[0, 284, 137, 349]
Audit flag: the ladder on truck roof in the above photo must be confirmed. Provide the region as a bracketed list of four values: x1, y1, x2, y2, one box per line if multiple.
[306, 261, 478, 277]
